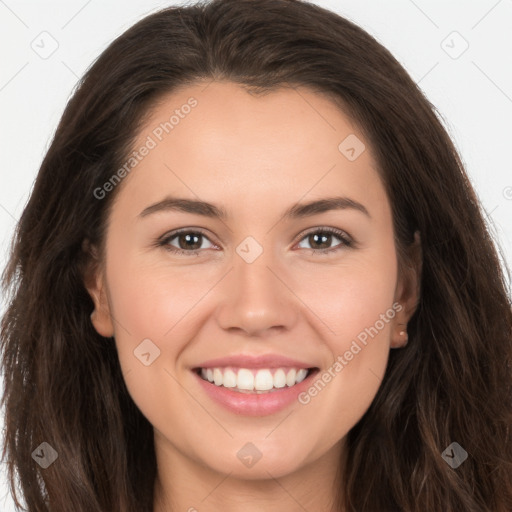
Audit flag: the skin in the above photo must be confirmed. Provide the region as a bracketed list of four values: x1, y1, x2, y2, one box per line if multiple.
[84, 80, 421, 512]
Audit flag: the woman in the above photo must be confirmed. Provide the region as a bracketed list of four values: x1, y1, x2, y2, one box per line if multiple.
[1, 0, 511, 510]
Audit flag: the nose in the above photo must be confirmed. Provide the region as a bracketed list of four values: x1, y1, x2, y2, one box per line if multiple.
[215, 249, 299, 338]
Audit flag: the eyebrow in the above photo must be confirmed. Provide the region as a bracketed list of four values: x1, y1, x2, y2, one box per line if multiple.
[138, 195, 371, 220]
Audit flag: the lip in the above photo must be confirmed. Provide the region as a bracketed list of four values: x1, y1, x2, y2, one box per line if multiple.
[193, 353, 316, 370]
[192, 367, 320, 416]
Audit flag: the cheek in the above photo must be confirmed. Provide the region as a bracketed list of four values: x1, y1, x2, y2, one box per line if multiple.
[103, 246, 203, 398]
[105, 238, 208, 338]
[291, 247, 398, 341]
[104, 255, 200, 426]
[292, 254, 397, 440]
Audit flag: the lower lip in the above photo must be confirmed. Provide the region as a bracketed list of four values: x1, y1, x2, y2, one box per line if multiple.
[192, 368, 319, 416]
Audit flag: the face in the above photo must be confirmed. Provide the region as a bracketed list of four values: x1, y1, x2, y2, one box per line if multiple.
[86, 80, 419, 484]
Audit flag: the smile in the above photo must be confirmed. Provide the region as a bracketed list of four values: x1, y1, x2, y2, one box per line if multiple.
[195, 366, 315, 393]
[192, 366, 320, 416]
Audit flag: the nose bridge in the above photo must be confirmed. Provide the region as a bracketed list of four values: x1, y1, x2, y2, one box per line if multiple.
[215, 237, 297, 335]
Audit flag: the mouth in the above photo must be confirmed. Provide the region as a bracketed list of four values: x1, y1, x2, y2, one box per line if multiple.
[193, 366, 320, 394]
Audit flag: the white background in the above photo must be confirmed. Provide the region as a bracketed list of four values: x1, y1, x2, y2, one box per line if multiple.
[1, 0, 511, 509]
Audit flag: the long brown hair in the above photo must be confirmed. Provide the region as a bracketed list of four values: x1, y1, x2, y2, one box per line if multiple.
[2, 0, 511, 510]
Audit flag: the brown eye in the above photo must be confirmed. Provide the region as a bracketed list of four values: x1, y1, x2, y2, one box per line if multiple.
[296, 228, 352, 254]
[306, 232, 333, 250]
[159, 230, 214, 256]
[175, 232, 202, 251]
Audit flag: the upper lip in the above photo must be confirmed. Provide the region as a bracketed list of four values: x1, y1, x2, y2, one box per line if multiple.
[193, 353, 317, 370]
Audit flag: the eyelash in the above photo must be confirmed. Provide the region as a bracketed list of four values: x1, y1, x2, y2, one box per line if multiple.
[156, 227, 354, 257]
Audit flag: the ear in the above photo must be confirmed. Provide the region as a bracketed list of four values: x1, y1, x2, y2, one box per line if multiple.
[81, 238, 115, 338]
[391, 230, 422, 348]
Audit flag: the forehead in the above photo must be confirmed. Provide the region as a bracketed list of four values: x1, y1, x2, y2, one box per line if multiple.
[115, 80, 388, 221]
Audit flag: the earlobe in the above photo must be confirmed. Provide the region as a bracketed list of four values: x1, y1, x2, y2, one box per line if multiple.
[391, 230, 422, 348]
[89, 309, 115, 338]
[81, 239, 115, 338]
[395, 322, 409, 348]
[88, 285, 115, 338]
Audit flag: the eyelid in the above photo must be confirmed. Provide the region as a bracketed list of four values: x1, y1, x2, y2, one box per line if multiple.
[157, 227, 217, 248]
[292, 226, 352, 245]
[293, 227, 354, 255]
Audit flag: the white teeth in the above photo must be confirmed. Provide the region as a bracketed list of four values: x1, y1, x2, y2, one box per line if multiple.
[237, 369, 254, 390]
[254, 369, 274, 391]
[286, 369, 296, 387]
[198, 366, 311, 392]
[213, 368, 223, 386]
[273, 369, 287, 388]
[295, 368, 308, 384]
[222, 369, 237, 388]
